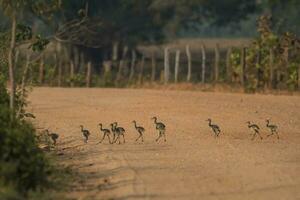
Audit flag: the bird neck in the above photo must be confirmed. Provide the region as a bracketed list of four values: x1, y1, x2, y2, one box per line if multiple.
[133, 121, 138, 129]
[153, 118, 158, 124]
[208, 120, 212, 126]
[99, 124, 103, 131]
[266, 121, 270, 127]
[80, 126, 83, 131]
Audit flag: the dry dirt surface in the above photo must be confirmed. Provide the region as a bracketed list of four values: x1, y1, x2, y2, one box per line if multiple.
[28, 87, 300, 200]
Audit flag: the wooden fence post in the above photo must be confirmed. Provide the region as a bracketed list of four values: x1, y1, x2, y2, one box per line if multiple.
[80, 52, 85, 72]
[214, 43, 220, 82]
[70, 60, 75, 87]
[164, 47, 170, 84]
[241, 47, 246, 87]
[269, 48, 274, 89]
[129, 49, 136, 82]
[20, 53, 30, 98]
[174, 50, 180, 83]
[112, 42, 119, 61]
[116, 46, 128, 82]
[151, 51, 156, 82]
[86, 61, 91, 87]
[226, 47, 232, 82]
[39, 54, 44, 85]
[298, 65, 300, 90]
[186, 45, 192, 82]
[138, 55, 145, 85]
[73, 47, 79, 72]
[201, 44, 206, 83]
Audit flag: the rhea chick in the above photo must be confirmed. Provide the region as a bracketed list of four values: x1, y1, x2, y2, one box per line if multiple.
[132, 120, 145, 142]
[246, 121, 263, 140]
[80, 125, 90, 143]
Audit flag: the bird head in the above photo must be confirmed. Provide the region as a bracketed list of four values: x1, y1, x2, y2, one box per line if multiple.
[132, 120, 136, 123]
[246, 121, 251, 125]
[206, 119, 211, 122]
[80, 125, 83, 128]
[151, 117, 157, 120]
[266, 119, 270, 123]
[98, 123, 102, 127]
[113, 122, 118, 126]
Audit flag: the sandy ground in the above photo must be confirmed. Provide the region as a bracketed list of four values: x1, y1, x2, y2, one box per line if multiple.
[28, 87, 300, 200]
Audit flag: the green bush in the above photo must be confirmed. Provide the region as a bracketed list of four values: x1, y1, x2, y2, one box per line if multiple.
[0, 76, 51, 197]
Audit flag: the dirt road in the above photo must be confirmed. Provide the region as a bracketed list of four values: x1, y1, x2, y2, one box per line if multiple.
[28, 88, 300, 200]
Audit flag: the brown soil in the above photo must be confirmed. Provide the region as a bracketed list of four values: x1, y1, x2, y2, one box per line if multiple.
[28, 87, 300, 200]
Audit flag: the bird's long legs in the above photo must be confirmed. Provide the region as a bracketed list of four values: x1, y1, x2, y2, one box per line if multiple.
[135, 132, 144, 142]
[156, 130, 166, 142]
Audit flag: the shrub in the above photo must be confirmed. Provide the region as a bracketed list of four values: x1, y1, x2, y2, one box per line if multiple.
[0, 75, 51, 197]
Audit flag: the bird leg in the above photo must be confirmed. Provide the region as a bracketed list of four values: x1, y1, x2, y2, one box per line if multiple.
[99, 133, 106, 143]
[251, 132, 257, 140]
[107, 134, 112, 144]
[257, 132, 263, 140]
[135, 134, 142, 142]
[122, 134, 125, 144]
[156, 132, 162, 142]
[274, 130, 279, 139]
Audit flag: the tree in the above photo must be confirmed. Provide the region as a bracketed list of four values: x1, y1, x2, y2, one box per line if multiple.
[0, 0, 60, 112]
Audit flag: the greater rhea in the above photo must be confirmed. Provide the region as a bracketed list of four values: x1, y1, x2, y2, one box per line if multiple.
[45, 129, 59, 145]
[98, 123, 112, 144]
[246, 121, 263, 140]
[206, 119, 221, 137]
[132, 120, 145, 142]
[152, 117, 166, 142]
[113, 122, 126, 144]
[80, 125, 90, 143]
[266, 119, 279, 139]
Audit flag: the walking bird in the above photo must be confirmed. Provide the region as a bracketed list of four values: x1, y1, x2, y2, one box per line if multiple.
[246, 121, 263, 140]
[152, 117, 166, 142]
[80, 125, 90, 143]
[113, 122, 126, 144]
[45, 129, 59, 145]
[98, 123, 112, 144]
[266, 119, 279, 139]
[206, 119, 221, 137]
[132, 120, 145, 142]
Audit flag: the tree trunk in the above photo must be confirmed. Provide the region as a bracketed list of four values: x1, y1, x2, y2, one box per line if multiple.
[201, 44, 206, 83]
[138, 55, 145, 85]
[214, 43, 220, 82]
[186, 45, 192, 82]
[39, 54, 45, 85]
[8, 11, 17, 112]
[226, 47, 232, 82]
[86, 61, 92, 87]
[129, 50, 136, 82]
[174, 50, 180, 83]
[164, 48, 170, 84]
[151, 51, 156, 82]
[70, 60, 75, 87]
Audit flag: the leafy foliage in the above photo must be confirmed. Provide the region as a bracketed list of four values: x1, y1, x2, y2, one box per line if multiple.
[0, 72, 51, 197]
[230, 14, 300, 91]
